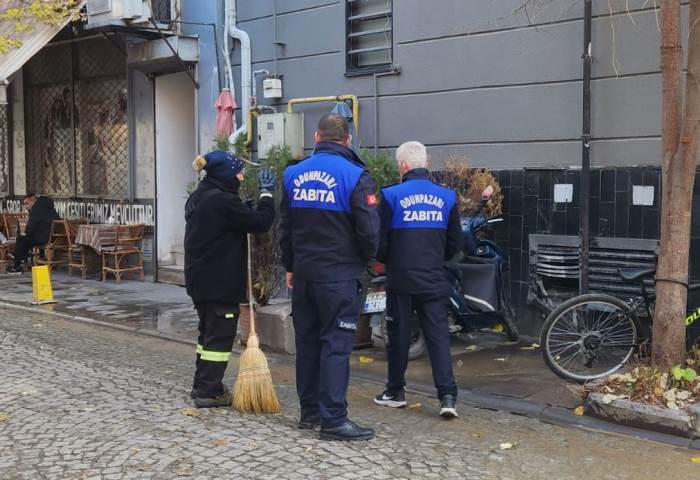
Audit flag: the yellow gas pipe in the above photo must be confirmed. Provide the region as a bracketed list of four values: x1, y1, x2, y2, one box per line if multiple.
[287, 95, 360, 136]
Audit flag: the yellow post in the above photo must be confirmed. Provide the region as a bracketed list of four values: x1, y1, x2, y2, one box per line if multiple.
[32, 265, 56, 305]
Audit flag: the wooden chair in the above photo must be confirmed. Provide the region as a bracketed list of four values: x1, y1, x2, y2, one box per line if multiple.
[0, 213, 25, 273]
[34, 220, 70, 271]
[102, 224, 145, 283]
[66, 219, 90, 278]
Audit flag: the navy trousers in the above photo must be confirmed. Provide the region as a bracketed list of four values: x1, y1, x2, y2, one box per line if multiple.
[292, 279, 360, 428]
[193, 302, 239, 397]
[386, 291, 457, 399]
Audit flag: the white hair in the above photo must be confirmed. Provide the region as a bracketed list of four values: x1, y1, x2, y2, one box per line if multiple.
[395, 141, 428, 170]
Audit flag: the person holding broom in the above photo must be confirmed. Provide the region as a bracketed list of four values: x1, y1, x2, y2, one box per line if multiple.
[280, 114, 380, 441]
[185, 150, 276, 408]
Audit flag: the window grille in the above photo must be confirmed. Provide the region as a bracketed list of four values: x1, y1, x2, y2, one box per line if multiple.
[0, 105, 9, 196]
[150, 0, 173, 25]
[24, 37, 128, 199]
[346, 0, 393, 74]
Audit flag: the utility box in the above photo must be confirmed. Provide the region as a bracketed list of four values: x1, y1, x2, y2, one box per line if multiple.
[257, 113, 304, 159]
[263, 77, 283, 99]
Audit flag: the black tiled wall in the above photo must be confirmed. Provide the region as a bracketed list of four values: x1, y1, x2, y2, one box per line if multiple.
[493, 167, 663, 335]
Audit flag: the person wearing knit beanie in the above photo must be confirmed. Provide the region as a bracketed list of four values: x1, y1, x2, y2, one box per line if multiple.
[184, 150, 277, 408]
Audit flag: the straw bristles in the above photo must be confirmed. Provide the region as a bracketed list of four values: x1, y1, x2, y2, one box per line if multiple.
[231, 333, 281, 414]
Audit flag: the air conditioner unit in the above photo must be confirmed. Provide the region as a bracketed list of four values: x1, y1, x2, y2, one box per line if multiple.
[86, 0, 153, 29]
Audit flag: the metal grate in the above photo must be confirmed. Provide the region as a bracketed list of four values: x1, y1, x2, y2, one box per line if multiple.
[151, 0, 173, 24]
[24, 37, 128, 199]
[0, 105, 9, 196]
[529, 234, 659, 298]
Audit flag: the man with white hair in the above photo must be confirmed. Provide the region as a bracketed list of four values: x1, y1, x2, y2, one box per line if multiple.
[374, 141, 462, 418]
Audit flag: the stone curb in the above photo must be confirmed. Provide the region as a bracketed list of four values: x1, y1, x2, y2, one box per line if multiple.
[2, 299, 700, 451]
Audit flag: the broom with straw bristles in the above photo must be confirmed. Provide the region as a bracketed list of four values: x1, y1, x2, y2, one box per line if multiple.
[231, 233, 281, 414]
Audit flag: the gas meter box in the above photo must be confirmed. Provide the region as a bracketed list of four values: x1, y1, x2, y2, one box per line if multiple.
[257, 113, 304, 160]
[263, 77, 283, 99]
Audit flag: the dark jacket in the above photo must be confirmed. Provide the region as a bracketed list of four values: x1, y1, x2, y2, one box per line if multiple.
[280, 142, 380, 282]
[26, 196, 60, 245]
[377, 169, 462, 294]
[184, 176, 275, 305]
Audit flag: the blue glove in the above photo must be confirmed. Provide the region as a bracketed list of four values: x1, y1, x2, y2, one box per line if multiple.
[258, 169, 277, 194]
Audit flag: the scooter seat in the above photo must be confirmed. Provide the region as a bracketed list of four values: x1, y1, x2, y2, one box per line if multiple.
[619, 268, 655, 283]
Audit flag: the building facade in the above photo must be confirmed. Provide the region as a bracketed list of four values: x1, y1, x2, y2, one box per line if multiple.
[0, 0, 696, 334]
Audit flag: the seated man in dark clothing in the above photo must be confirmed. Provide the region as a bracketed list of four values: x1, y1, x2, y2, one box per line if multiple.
[7, 194, 60, 274]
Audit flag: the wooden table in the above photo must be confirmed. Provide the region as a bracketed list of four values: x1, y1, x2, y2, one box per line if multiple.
[74, 224, 119, 253]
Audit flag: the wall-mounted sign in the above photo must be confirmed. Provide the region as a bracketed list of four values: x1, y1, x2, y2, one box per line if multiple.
[1, 197, 155, 226]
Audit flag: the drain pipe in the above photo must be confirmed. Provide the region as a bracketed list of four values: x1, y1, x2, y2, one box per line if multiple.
[579, 0, 593, 294]
[226, 0, 252, 145]
[373, 67, 401, 155]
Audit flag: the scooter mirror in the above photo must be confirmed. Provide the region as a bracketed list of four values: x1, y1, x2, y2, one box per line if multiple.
[481, 185, 495, 201]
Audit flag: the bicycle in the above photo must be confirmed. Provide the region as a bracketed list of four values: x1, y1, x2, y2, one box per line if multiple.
[540, 268, 700, 383]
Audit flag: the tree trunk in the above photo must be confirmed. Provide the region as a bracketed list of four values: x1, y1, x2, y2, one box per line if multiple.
[654, 0, 700, 368]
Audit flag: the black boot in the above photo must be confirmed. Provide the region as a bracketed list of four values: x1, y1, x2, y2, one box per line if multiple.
[193, 387, 231, 408]
[320, 420, 375, 441]
[298, 412, 321, 430]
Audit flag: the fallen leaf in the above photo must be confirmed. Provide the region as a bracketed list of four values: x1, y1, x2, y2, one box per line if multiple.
[690, 457, 700, 464]
[358, 356, 374, 364]
[601, 394, 622, 405]
[664, 389, 677, 403]
[212, 438, 230, 447]
[574, 406, 585, 416]
[180, 408, 200, 417]
[465, 345, 479, 352]
[132, 448, 141, 453]
[667, 401, 680, 410]
[0, 413, 7, 422]
[407, 402, 422, 409]
[472, 432, 482, 438]
[490, 324, 504, 333]
[494, 357, 507, 362]
[677, 391, 693, 401]
[306, 446, 313, 453]
[499, 442, 516, 450]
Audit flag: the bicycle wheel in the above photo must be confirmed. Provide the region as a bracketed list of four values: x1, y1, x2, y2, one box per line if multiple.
[540, 294, 639, 383]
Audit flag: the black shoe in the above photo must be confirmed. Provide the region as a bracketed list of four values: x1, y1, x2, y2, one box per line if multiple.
[193, 388, 231, 408]
[374, 389, 407, 408]
[298, 412, 321, 430]
[4, 265, 22, 275]
[320, 420, 375, 441]
[439, 394, 458, 418]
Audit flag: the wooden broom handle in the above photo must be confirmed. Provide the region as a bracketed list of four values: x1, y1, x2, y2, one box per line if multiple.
[246, 233, 256, 335]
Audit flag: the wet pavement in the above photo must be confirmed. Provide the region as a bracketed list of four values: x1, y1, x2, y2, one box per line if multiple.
[0, 272, 578, 411]
[3, 307, 700, 479]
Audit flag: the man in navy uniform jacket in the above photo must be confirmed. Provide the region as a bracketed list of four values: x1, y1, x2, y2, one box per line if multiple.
[374, 141, 462, 418]
[280, 114, 380, 441]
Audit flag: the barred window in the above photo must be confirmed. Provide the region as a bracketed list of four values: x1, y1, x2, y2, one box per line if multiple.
[346, 0, 393, 74]
[151, 0, 173, 25]
[0, 104, 9, 196]
[24, 37, 128, 199]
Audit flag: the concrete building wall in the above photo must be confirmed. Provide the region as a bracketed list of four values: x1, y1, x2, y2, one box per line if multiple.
[228, 0, 684, 169]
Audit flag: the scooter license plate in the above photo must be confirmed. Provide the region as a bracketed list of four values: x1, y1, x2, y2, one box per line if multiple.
[363, 291, 386, 313]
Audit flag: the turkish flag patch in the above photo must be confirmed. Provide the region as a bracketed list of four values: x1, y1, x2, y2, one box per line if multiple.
[366, 193, 379, 206]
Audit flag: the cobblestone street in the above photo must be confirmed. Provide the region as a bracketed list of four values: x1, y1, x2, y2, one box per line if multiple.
[1, 308, 699, 480]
